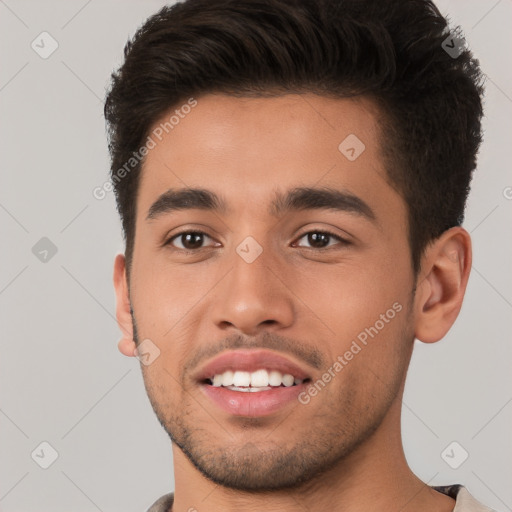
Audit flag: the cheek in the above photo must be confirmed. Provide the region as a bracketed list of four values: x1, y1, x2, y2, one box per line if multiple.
[130, 251, 210, 330]
[140, 359, 193, 428]
[289, 260, 412, 390]
[291, 258, 408, 329]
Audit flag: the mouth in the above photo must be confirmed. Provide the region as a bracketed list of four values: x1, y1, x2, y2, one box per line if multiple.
[204, 368, 308, 391]
[195, 350, 313, 417]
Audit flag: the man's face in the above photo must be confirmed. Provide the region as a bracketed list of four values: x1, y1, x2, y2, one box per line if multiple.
[129, 93, 416, 490]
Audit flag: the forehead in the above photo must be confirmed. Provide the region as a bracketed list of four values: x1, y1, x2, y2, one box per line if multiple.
[137, 93, 403, 222]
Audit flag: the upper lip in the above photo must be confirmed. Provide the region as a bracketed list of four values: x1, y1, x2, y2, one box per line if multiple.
[194, 349, 312, 382]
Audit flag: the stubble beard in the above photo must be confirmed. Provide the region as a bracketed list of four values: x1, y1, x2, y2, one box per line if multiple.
[131, 308, 412, 492]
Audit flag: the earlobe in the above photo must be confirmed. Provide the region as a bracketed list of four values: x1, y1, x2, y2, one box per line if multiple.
[113, 253, 137, 357]
[118, 337, 137, 357]
[414, 227, 472, 343]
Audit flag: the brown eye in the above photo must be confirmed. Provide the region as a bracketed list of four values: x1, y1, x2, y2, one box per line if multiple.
[167, 231, 213, 250]
[294, 230, 349, 250]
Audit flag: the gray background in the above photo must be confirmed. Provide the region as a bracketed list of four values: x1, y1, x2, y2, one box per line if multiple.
[0, 1, 511, 511]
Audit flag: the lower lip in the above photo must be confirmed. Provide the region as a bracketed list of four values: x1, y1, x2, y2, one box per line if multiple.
[200, 383, 308, 417]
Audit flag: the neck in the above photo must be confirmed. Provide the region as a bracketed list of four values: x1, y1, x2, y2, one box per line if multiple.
[171, 393, 455, 512]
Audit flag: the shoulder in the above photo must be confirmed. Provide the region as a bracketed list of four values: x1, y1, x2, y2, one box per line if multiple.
[145, 487, 497, 512]
[146, 492, 174, 512]
[433, 484, 497, 512]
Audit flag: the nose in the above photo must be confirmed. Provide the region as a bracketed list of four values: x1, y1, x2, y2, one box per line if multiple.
[210, 246, 295, 336]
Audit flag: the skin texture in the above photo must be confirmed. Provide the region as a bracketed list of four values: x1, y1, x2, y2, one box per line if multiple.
[114, 93, 471, 511]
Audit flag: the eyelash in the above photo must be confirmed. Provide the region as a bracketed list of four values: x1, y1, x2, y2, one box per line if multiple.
[164, 229, 351, 252]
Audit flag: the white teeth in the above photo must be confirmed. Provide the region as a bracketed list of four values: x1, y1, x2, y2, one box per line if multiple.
[225, 386, 272, 392]
[221, 370, 234, 386]
[212, 374, 224, 387]
[233, 371, 251, 387]
[268, 370, 282, 387]
[250, 369, 269, 387]
[282, 374, 294, 387]
[209, 369, 304, 389]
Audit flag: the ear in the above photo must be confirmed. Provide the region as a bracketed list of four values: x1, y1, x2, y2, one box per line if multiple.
[113, 253, 137, 357]
[414, 227, 472, 343]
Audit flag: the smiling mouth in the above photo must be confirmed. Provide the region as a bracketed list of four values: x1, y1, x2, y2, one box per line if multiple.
[203, 368, 311, 392]
[195, 349, 315, 416]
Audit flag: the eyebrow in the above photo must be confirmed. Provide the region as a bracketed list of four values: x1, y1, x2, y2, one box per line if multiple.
[146, 186, 377, 223]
